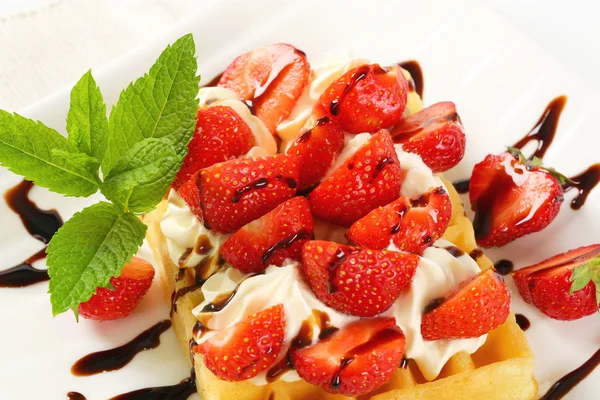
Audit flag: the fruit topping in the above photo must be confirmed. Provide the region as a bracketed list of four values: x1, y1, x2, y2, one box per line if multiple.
[469, 148, 566, 247]
[173, 106, 255, 189]
[390, 101, 466, 172]
[301, 241, 418, 317]
[512, 244, 600, 320]
[308, 130, 402, 227]
[218, 43, 310, 134]
[347, 186, 451, 254]
[176, 171, 202, 219]
[221, 197, 314, 273]
[78, 256, 155, 321]
[286, 115, 345, 190]
[291, 317, 405, 396]
[198, 154, 299, 233]
[317, 64, 408, 134]
[421, 269, 510, 340]
[196, 304, 285, 381]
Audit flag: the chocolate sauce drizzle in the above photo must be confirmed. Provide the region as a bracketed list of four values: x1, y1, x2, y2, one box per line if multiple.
[71, 320, 172, 376]
[562, 163, 600, 210]
[261, 230, 312, 264]
[326, 247, 359, 294]
[539, 348, 600, 400]
[452, 178, 471, 194]
[514, 314, 530, 331]
[398, 60, 424, 98]
[329, 65, 386, 116]
[0, 180, 63, 288]
[67, 392, 86, 400]
[201, 73, 224, 88]
[494, 259, 514, 276]
[109, 373, 197, 400]
[231, 175, 297, 204]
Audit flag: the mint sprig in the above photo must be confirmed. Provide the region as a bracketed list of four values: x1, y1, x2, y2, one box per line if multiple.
[570, 255, 600, 307]
[0, 33, 199, 318]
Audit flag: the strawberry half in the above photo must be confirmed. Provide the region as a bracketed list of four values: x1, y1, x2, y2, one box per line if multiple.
[390, 101, 466, 173]
[302, 241, 419, 317]
[469, 149, 565, 247]
[198, 154, 299, 233]
[173, 106, 255, 189]
[421, 269, 510, 340]
[221, 197, 314, 273]
[512, 244, 600, 320]
[176, 171, 202, 219]
[347, 186, 451, 254]
[218, 43, 310, 134]
[78, 257, 155, 321]
[317, 64, 408, 134]
[291, 317, 405, 396]
[308, 130, 402, 227]
[196, 304, 285, 381]
[286, 115, 345, 190]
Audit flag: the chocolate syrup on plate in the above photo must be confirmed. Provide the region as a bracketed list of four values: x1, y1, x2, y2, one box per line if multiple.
[201, 73, 223, 88]
[398, 60, 424, 98]
[452, 178, 471, 194]
[494, 259, 514, 276]
[514, 314, 530, 331]
[539, 348, 600, 400]
[0, 180, 63, 288]
[67, 392, 86, 400]
[109, 374, 196, 400]
[71, 320, 172, 376]
[562, 163, 600, 210]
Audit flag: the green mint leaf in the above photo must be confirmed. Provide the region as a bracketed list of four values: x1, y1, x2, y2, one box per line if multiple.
[102, 137, 179, 214]
[101, 33, 200, 176]
[0, 111, 99, 197]
[47, 202, 147, 317]
[66, 70, 108, 164]
[570, 255, 600, 306]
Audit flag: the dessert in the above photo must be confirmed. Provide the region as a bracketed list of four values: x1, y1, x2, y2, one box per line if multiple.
[144, 44, 537, 399]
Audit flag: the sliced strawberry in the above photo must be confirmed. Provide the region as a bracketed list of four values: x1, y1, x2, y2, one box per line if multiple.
[196, 304, 285, 381]
[176, 171, 202, 219]
[221, 197, 314, 273]
[317, 64, 408, 134]
[291, 317, 405, 396]
[390, 101, 466, 173]
[198, 154, 299, 233]
[218, 43, 310, 134]
[421, 269, 510, 340]
[347, 186, 451, 254]
[308, 130, 402, 227]
[286, 115, 345, 190]
[302, 241, 418, 317]
[469, 150, 564, 247]
[173, 106, 255, 189]
[78, 257, 155, 321]
[512, 244, 600, 320]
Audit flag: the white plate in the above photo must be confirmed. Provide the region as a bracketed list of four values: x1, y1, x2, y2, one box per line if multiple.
[0, 0, 598, 399]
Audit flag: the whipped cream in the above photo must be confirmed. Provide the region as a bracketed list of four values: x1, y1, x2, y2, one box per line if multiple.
[384, 239, 486, 381]
[160, 189, 229, 269]
[193, 241, 485, 384]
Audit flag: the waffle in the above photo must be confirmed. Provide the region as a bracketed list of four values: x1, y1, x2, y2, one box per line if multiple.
[144, 177, 537, 400]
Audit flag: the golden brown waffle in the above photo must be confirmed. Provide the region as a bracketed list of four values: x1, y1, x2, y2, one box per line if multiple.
[144, 179, 537, 400]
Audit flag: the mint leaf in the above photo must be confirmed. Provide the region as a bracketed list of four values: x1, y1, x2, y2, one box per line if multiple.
[102, 137, 180, 214]
[0, 111, 99, 197]
[47, 202, 147, 317]
[66, 70, 108, 164]
[101, 33, 200, 175]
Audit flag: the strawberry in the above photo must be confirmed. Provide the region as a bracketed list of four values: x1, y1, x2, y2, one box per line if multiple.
[218, 43, 310, 134]
[421, 269, 510, 340]
[196, 304, 285, 381]
[317, 64, 408, 134]
[291, 317, 405, 396]
[173, 106, 255, 189]
[78, 257, 155, 321]
[308, 130, 402, 227]
[176, 171, 202, 219]
[198, 154, 299, 233]
[221, 197, 314, 273]
[512, 244, 600, 320]
[469, 149, 565, 247]
[302, 241, 419, 317]
[347, 186, 451, 254]
[286, 115, 345, 190]
[390, 101, 466, 173]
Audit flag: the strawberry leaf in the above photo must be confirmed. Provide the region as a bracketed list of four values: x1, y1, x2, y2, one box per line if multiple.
[506, 146, 575, 186]
[570, 255, 600, 306]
